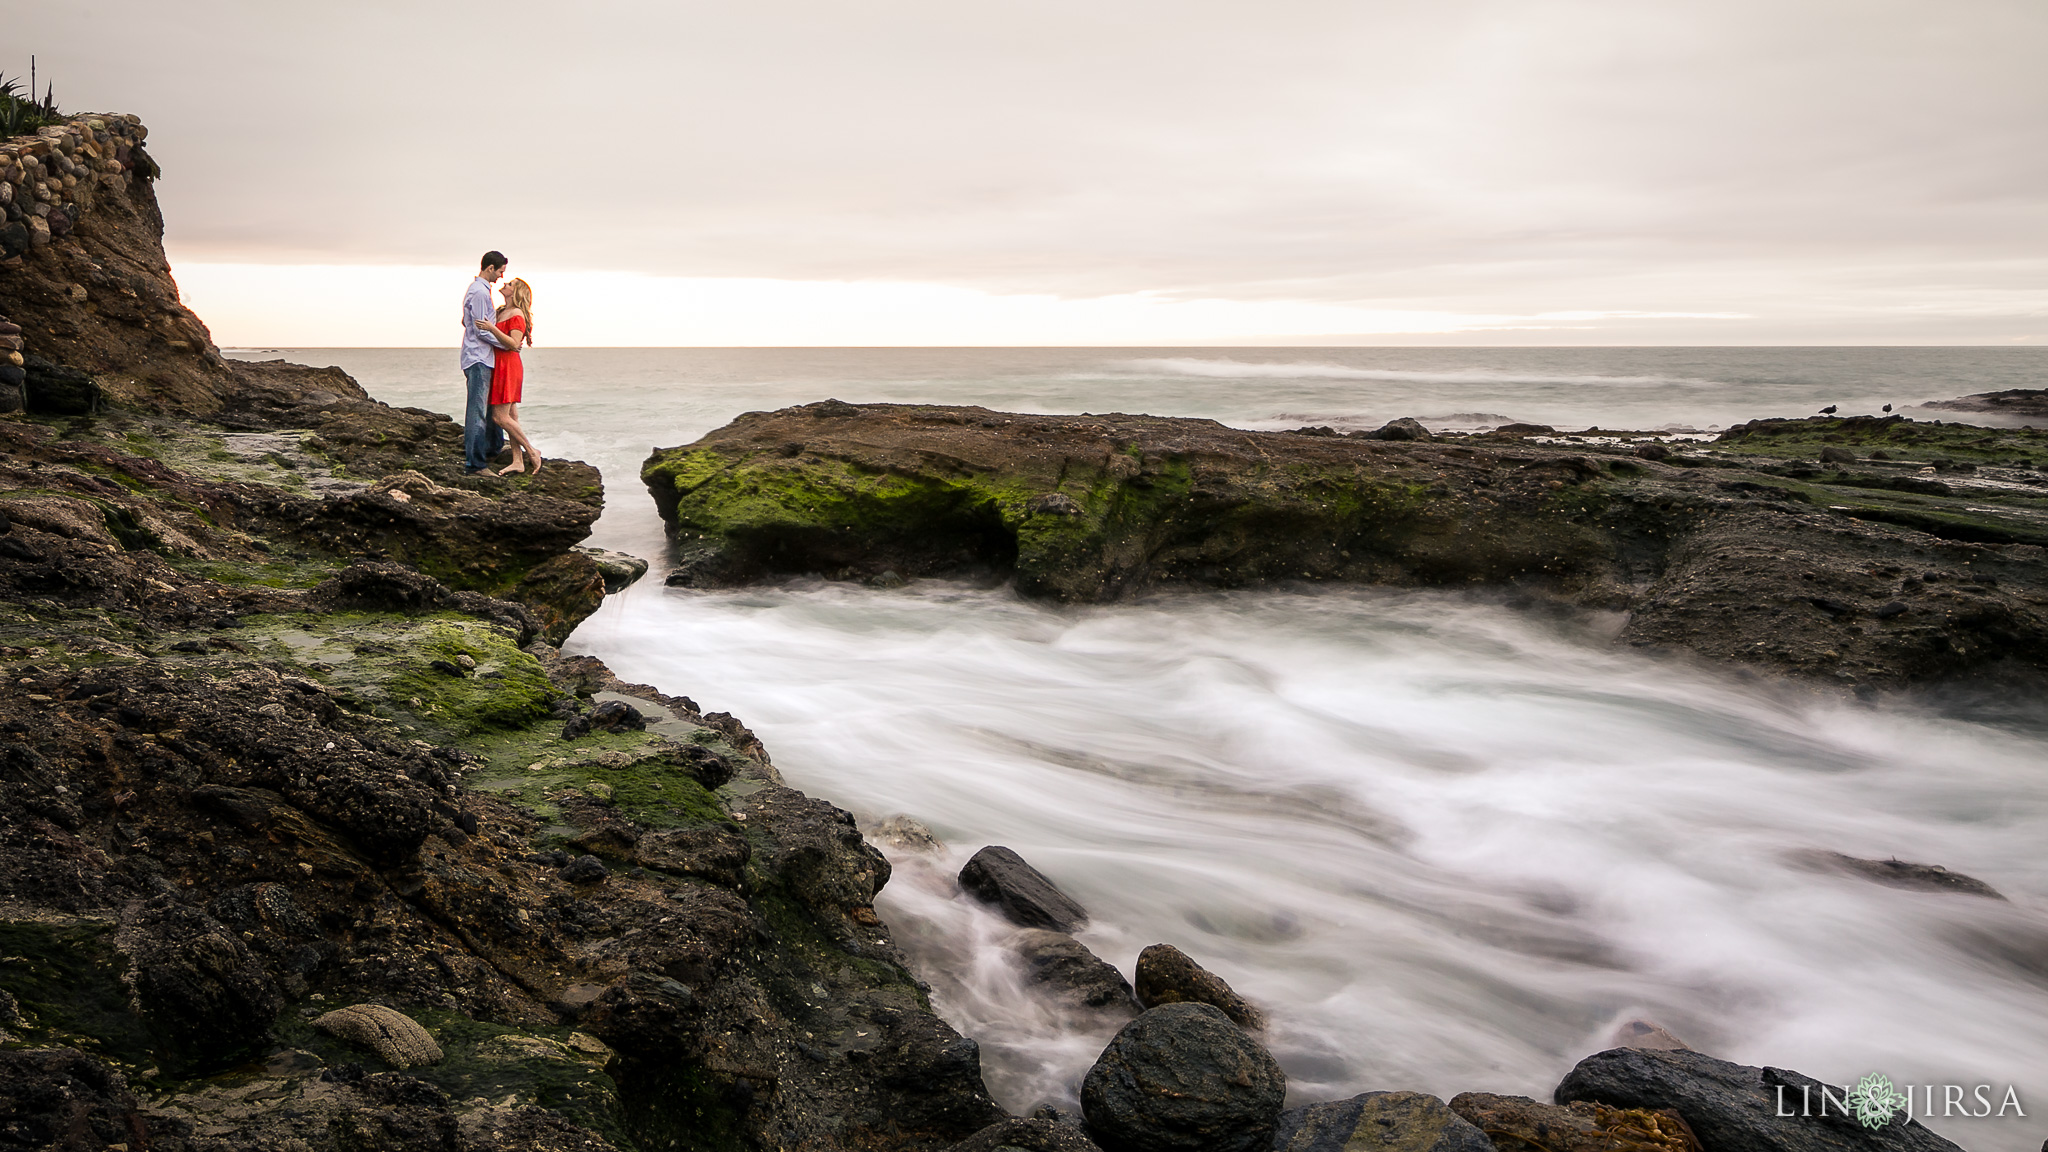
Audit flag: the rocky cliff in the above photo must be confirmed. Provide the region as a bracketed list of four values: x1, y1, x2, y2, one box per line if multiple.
[0, 116, 1010, 1151]
[644, 403, 2048, 688]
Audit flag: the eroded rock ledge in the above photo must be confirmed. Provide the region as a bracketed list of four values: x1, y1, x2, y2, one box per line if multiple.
[644, 402, 2048, 687]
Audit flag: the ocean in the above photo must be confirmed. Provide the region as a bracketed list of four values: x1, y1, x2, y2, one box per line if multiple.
[230, 346, 2048, 1149]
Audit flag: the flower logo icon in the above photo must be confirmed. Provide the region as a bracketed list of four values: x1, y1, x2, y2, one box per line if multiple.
[1845, 1073, 1909, 1129]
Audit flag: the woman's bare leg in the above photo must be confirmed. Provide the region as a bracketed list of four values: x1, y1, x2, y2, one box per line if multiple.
[491, 404, 540, 474]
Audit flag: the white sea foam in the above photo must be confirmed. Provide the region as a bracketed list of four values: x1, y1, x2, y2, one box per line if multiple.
[575, 581, 2048, 1152]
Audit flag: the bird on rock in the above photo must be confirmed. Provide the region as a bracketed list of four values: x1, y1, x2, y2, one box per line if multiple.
[1883, 403, 1894, 412]
[1820, 405, 1839, 415]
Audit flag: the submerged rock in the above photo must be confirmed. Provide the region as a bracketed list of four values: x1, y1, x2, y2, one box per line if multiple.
[872, 813, 947, 853]
[1080, 1002, 1286, 1152]
[1790, 850, 2006, 899]
[1133, 943, 1264, 1029]
[959, 845, 1090, 931]
[1276, 1090, 1493, 1152]
[1014, 929, 1138, 1014]
[1607, 1018, 1693, 1052]
[1555, 1048, 1964, 1152]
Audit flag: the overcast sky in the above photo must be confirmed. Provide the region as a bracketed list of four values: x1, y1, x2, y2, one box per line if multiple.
[14, 0, 2048, 344]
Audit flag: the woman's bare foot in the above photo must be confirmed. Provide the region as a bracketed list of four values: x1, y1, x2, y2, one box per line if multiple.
[527, 456, 542, 475]
[496, 455, 525, 476]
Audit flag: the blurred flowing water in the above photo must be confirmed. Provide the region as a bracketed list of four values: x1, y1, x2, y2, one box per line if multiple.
[236, 346, 2048, 1150]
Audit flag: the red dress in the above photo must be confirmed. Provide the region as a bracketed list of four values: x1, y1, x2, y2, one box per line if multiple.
[488, 314, 525, 405]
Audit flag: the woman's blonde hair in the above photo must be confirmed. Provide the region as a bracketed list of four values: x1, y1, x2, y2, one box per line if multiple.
[500, 278, 534, 345]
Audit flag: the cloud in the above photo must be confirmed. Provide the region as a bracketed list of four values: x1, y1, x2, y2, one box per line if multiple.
[15, 0, 2048, 340]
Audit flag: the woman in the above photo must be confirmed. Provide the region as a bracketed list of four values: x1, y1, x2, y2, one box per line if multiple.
[474, 277, 541, 475]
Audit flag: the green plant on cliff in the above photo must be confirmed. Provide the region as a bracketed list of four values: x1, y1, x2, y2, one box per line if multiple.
[0, 73, 61, 137]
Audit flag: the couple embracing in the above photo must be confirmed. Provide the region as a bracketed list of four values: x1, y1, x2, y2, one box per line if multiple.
[460, 250, 542, 475]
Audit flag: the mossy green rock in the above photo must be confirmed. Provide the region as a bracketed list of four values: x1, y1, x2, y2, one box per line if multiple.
[643, 402, 1624, 603]
[645, 402, 2048, 687]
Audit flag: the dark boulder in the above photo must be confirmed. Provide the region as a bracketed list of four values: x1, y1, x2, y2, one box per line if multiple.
[1819, 447, 1858, 464]
[1276, 1090, 1493, 1152]
[557, 854, 609, 884]
[950, 1116, 1104, 1151]
[1079, 1002, 1286, 1152]
[959, 845, 1089, 932]
[1014, 929, 1137, 1013]
[562, 699, 647, 739]
[1555, 1047, 1964, 1152]
[1368, 417, 1434, 442]
[1133, 943, 1264, 1029]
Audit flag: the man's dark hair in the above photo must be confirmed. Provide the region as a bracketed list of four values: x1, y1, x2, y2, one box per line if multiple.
[480, 250, 508, 271]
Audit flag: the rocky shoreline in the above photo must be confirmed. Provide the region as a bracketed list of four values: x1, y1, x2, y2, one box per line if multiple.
[0, 109, 2017, 1152]
[0, 113, 1010, 1151]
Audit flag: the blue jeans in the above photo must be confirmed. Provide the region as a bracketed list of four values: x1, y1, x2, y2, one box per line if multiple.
[463, 362, 504, 471]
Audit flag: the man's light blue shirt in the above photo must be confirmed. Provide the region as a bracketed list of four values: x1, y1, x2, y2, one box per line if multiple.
[460, 277, 498, 370]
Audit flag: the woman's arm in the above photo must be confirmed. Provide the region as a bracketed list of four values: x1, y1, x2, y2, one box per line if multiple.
[473, 312, 525, 350]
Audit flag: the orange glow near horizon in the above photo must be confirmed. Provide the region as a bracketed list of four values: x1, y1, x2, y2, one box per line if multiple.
[170, 262, 1760, 348]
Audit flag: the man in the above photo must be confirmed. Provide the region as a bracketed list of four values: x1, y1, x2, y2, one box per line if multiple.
[461, 252, 510, 473]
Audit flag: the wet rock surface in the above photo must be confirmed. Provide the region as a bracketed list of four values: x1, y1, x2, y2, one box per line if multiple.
[1449, 1092, 1702, 1152]
[960, 845, 1091, 932]
[1079, 1003, 1286, 1152]
[1275, 1090, 1493, 1152]
[1013, 929, 1138, 1014]
[645, 403, 2048, 686]
[1920, 388, 2048, 420]
[1555, 1048, 1964, 1152]
[1132, 943, 1263, 1030]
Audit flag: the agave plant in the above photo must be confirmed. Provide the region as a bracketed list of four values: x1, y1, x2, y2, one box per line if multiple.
[0, 71, 60, 137]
